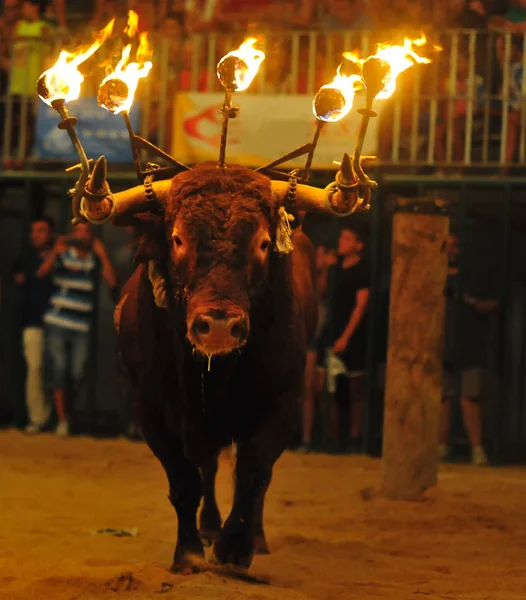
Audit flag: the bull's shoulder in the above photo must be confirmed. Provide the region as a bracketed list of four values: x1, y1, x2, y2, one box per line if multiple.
[114, 263, 160, 371]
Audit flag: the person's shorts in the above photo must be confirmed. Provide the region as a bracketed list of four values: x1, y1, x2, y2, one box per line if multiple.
[46, 325, 90, 392]
[315, 330, 367, 376]
[442, 365, 483, 401]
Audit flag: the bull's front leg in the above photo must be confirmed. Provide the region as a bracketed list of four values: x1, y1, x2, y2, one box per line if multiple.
[140, 406, 204, 573]
[212, 394, 297, 568]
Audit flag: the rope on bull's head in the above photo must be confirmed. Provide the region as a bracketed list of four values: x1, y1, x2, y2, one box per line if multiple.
[148, 260, 169, 309]
[275, 171, 297, 255]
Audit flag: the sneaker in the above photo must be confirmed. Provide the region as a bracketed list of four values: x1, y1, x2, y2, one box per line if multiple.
[471, 446, 488, 466]
[438, 444, 448, 461]
[24, 423, 44, 435]
[296, 443, 313, 454]
[55, 421, 70, 438]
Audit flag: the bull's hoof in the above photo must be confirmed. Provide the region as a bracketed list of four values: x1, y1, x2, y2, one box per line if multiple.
[170, 539, 205, 574]
[254, 534, 270, 555]
[199, 505, 222, 547]
[169, 556, 201, 575]
[199, 528, 220, 548]
[211, 518, 254, 569]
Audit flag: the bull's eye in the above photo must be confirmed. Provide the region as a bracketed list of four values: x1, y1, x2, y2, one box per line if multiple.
[260, 239, 270, 252]
[173, 235, 183, 247]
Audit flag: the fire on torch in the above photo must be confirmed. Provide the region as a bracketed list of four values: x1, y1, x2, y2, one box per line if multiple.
[36, 18, 115, 222]
[216, 38, 265, 168]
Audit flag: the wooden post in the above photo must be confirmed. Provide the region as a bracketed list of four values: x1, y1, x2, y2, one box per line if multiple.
[381, 208, 449, 501]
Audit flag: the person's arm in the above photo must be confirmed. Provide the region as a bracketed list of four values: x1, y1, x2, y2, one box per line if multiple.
[37, 237, 67, 278]
[13, 256, 26, 286]
[333, 288, 370, 354]
[92, 238, 118, 289]
[464, 294, 498, 315]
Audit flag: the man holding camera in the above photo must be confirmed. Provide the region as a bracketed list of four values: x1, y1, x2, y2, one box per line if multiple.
[38, 222, 117, 437]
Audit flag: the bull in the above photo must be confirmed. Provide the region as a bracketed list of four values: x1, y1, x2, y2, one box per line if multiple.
[80, 154, 362, 572]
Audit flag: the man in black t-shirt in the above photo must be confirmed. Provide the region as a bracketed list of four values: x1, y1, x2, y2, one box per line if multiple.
[439, 234, 498, 466]
[14, 216, 55, 433]
[325, 225, 370, 451]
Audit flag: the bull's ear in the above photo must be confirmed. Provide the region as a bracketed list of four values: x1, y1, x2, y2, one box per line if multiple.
[119, 213, 167, 263]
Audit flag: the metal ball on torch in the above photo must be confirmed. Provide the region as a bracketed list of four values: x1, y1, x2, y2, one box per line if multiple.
[352, 56, 389, 197]
[302, 86, 350, 183]
[217, 54, 244, 169]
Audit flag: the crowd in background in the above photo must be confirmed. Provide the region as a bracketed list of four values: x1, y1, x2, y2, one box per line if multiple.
[1, 0, 526, 169]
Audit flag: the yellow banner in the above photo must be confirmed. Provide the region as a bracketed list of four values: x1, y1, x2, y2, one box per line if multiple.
[172, 92, 380, 169]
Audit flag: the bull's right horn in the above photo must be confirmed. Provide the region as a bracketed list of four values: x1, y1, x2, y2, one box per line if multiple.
[271, 153, 361, 215]
[79, 156, 173, 224]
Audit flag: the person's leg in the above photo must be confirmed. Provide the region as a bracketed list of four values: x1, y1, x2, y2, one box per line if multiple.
[460, 367, 487, 465]
[349, 374, 366, 443]
[47, 327, 68, 426]
[301, 350, 317, 448]
[70, 330, 91, 406]
[23, 327, 49, 431]
[438, 368, 454, 459]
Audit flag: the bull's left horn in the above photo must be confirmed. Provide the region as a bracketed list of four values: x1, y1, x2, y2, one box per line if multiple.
[271, 154, 361, 215]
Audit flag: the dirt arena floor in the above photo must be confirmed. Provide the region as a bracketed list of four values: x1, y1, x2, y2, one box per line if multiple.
[1, 430, 525, 600]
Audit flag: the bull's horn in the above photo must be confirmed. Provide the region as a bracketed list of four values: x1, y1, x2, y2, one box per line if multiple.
[271, 156, 360, 215]
[91, 155, 108, 194]
[80, 157, 172, 224]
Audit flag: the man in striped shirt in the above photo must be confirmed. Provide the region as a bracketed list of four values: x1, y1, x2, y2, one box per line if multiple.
[38, 222, 117, 437]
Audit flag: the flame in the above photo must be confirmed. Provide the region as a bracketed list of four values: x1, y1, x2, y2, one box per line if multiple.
[125, 9, 139, 38]
[344, 34, 437, 100]
[313, 66, 363, 123]
[37, 19, 115, 105]
[98, 32, 153, 114]
[216, 38, 265, 92]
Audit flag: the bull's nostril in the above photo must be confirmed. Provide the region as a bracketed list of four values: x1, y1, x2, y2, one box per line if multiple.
[230, 323, 246, 340]
[193, 318, 210, 336]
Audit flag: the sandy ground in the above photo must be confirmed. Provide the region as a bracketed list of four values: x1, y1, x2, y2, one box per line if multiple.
[1, 431, 525, 600]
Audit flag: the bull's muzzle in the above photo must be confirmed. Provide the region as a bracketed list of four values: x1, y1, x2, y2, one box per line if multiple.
[189, 309, 249, 355]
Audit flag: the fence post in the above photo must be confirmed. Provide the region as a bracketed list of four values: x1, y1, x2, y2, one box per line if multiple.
[363, 182, 381, 455]
[381, 200, 448, 501]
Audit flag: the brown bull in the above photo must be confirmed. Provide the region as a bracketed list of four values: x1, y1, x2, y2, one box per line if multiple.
[82, 156, 360, 572]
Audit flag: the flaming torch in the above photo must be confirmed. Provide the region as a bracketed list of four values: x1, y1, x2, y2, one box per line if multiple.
[344, 35, 433, 193]
[216, 38, 265, 168]
[97, 16, 153, 175]
[97, 11, 189, 181]
[36, 18, 115, 222]
[302, 66, 363, 183]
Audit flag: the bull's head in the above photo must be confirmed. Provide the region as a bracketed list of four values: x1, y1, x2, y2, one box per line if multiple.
[80, 155, 361, 358]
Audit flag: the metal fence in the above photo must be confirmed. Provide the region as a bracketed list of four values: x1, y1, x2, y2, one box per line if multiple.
[1, 28, 526, 169]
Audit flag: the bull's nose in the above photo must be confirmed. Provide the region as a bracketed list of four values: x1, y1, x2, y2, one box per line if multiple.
[192, 315, 211, 336]
[229, 319, 246, 340]
[190, 313, 248, 351]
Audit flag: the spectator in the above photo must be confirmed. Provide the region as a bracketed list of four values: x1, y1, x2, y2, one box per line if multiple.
[214, 0, 274, 32]
[5, 0, 53, 168]
[329, 226, 370, 451]
[324, 0, 373, 32]
[38, 223, 118, 438]
[503, 0, 526, 32]
[496, 33, 524, 169]
[438, 233, 498, 466]
[13, 216, 55, 434]
[434, 52, 486, 171]
[300, 243, 337, 453]
[0, 0, 20, 135]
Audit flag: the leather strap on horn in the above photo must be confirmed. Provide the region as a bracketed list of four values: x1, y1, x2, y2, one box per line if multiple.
[80, 187, 117, 224]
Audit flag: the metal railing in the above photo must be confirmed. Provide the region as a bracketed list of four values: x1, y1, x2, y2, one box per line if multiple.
[1, 28, 525, 170]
